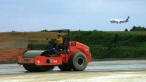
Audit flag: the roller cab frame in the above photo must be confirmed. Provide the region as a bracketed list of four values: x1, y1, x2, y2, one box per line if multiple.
[17, 29, 92, 71]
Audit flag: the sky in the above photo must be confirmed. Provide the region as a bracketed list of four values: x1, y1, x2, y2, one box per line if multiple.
[0, 0, 146, 32]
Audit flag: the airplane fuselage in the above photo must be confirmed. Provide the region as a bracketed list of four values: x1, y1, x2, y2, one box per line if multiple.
[110, 16, 129, 24]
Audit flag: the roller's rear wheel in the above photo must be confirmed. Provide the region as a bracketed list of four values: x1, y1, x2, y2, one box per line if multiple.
[23, 64, 54, 72]
[70, 51, 88, 71]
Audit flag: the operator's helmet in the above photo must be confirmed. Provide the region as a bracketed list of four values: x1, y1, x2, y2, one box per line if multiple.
[57, 33, 61, 36]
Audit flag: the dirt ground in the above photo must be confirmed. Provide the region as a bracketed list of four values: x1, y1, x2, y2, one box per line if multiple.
[0, 48, 27, 61]
[0, 71, 146, 82]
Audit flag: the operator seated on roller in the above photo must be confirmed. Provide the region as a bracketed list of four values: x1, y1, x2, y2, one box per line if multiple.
[56, 33, 63, 45]
[55, 33, 63, 50]
[41, 32, 64, 56]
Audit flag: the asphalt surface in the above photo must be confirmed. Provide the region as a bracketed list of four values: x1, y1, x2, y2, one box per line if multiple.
[0, 60, 146, 82]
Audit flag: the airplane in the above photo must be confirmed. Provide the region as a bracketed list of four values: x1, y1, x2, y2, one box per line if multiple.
[110, 16, 130, 24]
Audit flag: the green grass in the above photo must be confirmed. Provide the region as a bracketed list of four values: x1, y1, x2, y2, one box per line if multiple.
[0, 61, 16, 64]
[70, 31, 146, 60]
[28, 43, 49, 50]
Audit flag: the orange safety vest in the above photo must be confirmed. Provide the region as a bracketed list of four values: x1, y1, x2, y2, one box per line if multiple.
[56, 37, 63, 44]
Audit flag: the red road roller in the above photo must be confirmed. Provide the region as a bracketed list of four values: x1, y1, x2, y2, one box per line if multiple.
[17, 29, 92, 72]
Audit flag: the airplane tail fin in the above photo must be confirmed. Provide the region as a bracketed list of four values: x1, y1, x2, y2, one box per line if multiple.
[126, 16, 130, 22]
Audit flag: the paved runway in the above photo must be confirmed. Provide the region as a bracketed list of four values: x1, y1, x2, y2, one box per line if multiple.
[0, 60, 146, 82]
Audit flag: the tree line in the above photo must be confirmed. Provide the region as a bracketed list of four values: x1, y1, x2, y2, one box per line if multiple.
[125, 26, 146, 31]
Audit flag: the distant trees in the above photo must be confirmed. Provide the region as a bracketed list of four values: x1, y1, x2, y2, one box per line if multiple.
[41, 29, 48, 32]
[11, 30, 16, 32]
[124, 28, 128, 32]
[130, 26, 146, 31]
